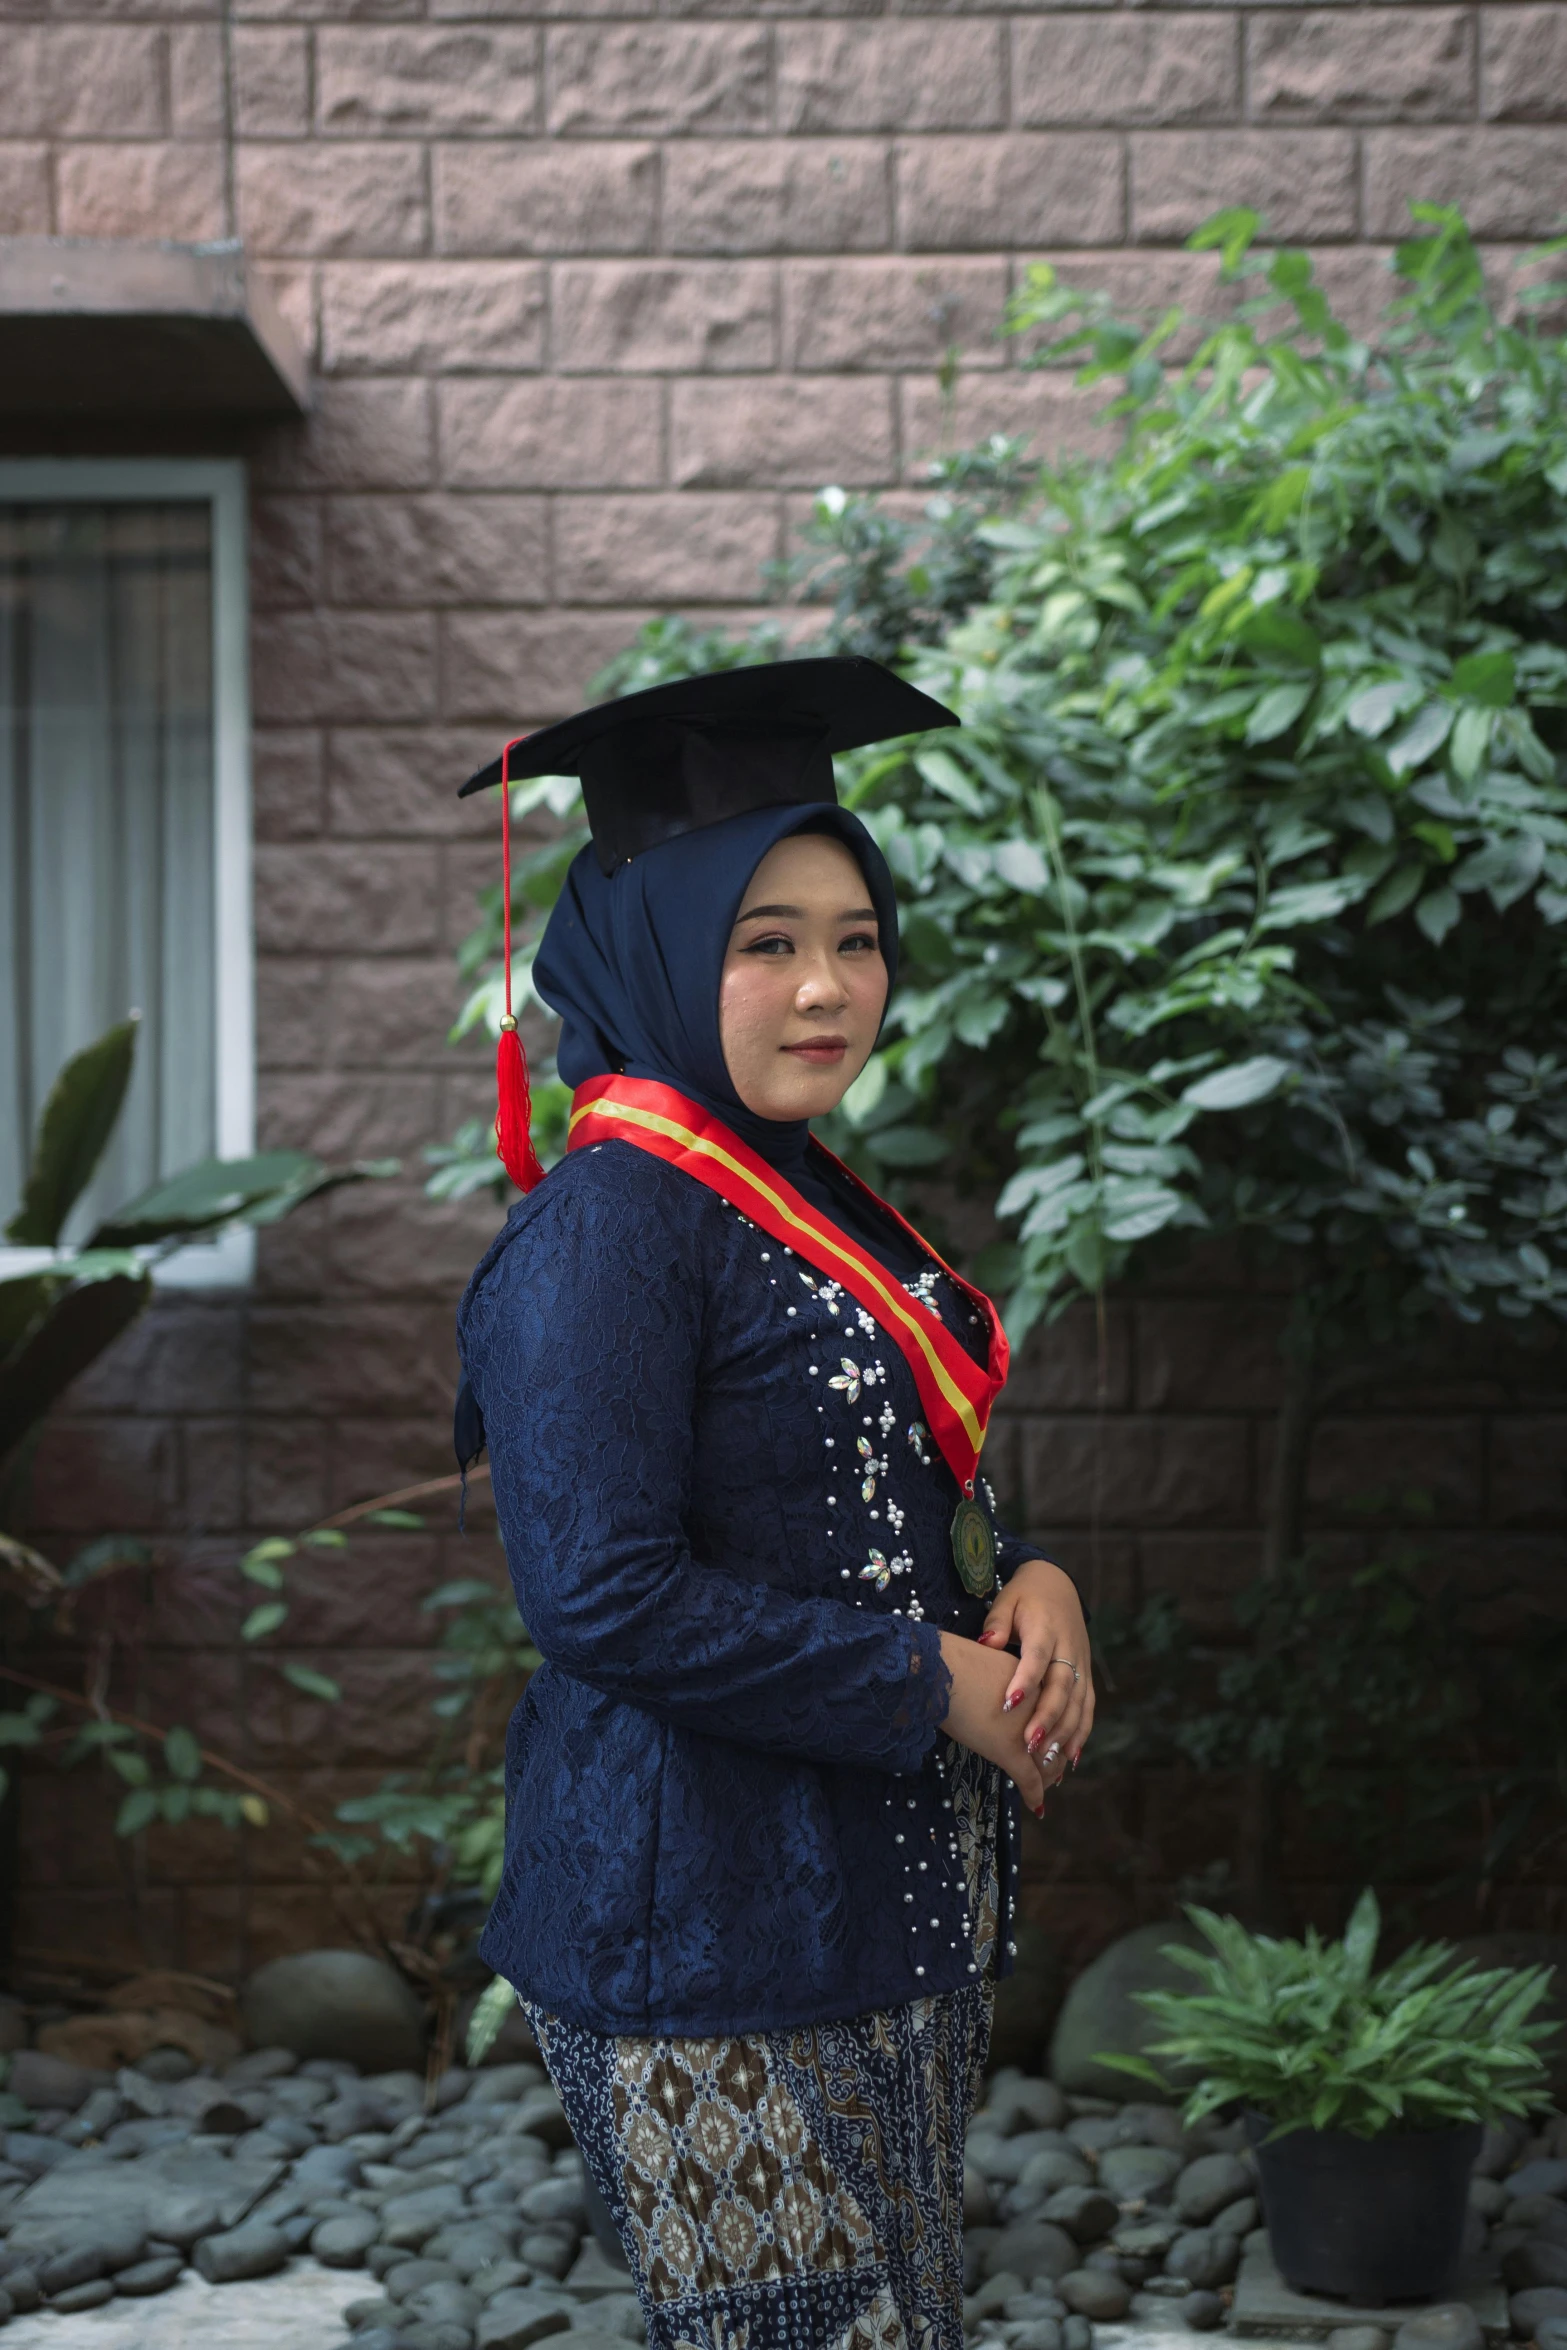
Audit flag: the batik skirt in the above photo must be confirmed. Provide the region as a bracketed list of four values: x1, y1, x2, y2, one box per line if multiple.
[522, 1740, 1001, 2350]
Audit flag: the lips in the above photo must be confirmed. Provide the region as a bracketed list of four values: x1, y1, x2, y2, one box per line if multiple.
[784, 1039, 849, 1064]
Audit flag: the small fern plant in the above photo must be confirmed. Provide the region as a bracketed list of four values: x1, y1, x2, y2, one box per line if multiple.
[1102, 1888, 1558, 2139]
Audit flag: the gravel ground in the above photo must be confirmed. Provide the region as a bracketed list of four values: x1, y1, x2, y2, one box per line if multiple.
[0, 2046, 1559, 2350]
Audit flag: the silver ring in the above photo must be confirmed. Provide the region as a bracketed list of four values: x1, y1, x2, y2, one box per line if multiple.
[1049, 1657, 1081, 1685]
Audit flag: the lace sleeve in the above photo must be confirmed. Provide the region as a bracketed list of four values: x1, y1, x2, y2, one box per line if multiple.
[995, 1529, 1091, 1625]
[462, 1172, 951, 1775]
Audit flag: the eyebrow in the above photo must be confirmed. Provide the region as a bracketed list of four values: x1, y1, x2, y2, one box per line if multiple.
[734, 902, 878, 922]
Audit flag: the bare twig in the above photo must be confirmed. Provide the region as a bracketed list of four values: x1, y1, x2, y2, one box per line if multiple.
[308, 1467, 491, 1536]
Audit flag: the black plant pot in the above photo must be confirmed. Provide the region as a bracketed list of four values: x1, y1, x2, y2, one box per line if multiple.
[1245, 2111, 1482, 2305]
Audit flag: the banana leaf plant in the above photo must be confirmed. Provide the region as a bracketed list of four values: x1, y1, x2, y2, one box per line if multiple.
[1, 1015, 395, 1556]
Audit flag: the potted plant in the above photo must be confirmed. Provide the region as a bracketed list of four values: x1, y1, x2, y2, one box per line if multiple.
[1102, 1889, 1558, 2304]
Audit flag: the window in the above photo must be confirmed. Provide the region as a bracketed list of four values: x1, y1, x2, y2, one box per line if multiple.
[0, 460, 252, 1285]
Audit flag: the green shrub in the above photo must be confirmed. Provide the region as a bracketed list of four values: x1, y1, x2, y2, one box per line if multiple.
[1104, 1886, 1559, 2137]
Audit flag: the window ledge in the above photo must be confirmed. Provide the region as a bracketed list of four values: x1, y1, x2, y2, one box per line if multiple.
[0, 238, 308, 421]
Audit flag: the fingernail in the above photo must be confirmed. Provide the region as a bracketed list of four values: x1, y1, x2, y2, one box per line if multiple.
[977, 1630, 996, 1645]
[1071, 1751, 1081, 1770]
[1043, 1741, 1062, 1764]
[1034, 1803, 1046, 1818]
[1025, 1727, 1044, 1754]
[1002, 1692, 1020, 1713]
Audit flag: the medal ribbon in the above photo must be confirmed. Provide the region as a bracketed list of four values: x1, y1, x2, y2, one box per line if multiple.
[567, 1074, 1008, 1495]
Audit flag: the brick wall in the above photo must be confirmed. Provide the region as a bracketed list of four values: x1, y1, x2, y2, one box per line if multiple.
[8, 0, 1567, 1980]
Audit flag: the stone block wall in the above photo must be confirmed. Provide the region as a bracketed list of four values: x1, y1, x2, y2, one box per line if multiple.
[6, 0, 1566, 1979]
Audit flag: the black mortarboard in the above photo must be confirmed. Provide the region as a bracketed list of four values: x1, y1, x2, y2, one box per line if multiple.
[458, 655, 959, 875]
[460, 655, 959, 1201]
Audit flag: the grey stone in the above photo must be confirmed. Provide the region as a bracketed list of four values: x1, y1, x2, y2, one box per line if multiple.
[1010, 2323, 1064, 2350]
[407, 2279, 484, 2326]
[403, 2129, 473, 2172]
[388, 2257, 464, 2299]
[1059, 2265, 1130, 2317]
[515, 2088, 573, 2150]
[1510, 2159, 1567, 2201]
[241, 1949, 427, 2075]
[35, 2212, 147, 2288]
[475, 2262, 534, 2301]
[191, 2220, 290, 2283]
[1175, 2151, 1252, 2223]
[1114, 2215, 1182, 2257]
[1065, 2116, 1121, 2156]
[477, 2289, 576, 2349]
[963, 2161, 993, 2225]
[1099, 2145, 1181, 2202]
[522, 2230, 578, 2278]
[1166, 2228, 1239, 2289]
[115, 2254, 184, 2295]
[3, 2131, 74, 2177]
[223, 2046, 298, 2086]
[2, 2268, 38, 2312]
[1042, 2185, 1119, 2244]
[559, 2334, 637, 2350]
[1048, 1921, 1207, 2099]
[75, 2087, 126, 2138]
[314, 2211, 381, 2266]
[1393, 2306, 1485, 2350]
[1063, 2316, 1093, 2350]
[1184, 2291, 1226, 2331]
[1327, 2329, 1389, 2350]
[1510, 2196, 1567, 2241]
[564, 2238, 633, 2294]
[1018, 2148, 1093, 2195]
[139, 2048, 198, 2082]
[1504, 2241, 1567, 2291]
[980, 2075, 1071, 2136]
[50, 2276, 115, 2311]
[296, 2140, 364, 2191]
[8, 2052, 95, 2111]
[1535, 2323, 1567, 2350]
[385, 2183, 470, 2248]
[1509, 2288, 1567, 2338]
[345, 2295, 402, 2330]
[1112, 2104, 1187, 2152]
[466, 2065, 546, 2107]
[984, 2220, 1079, 2283]
[401, 2325, 475, 2350]
[1212, 2193, 1258, 2237]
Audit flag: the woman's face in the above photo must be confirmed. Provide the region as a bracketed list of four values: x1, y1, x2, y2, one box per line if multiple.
[719, 832, 888, 1121]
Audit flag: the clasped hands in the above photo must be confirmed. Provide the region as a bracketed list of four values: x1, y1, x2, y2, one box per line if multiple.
[938, 1558, 1095, 1815]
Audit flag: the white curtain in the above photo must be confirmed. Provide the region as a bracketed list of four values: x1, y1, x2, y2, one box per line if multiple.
[0, 502, 215, 1242]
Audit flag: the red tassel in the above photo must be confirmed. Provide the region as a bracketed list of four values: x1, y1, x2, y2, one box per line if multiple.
[493, 734, 546, 1193]
[496, 1020, 546, 1193]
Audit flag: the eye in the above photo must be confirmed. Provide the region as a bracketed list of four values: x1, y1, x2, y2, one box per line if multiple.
[741, 931, 795, 956]
[839, 930, 880, 955]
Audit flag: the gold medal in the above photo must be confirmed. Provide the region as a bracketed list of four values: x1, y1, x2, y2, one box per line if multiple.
[951, 1496, 997, 1598]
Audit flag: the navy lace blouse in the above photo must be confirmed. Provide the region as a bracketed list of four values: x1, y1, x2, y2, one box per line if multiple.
[462, 1136, 1040, 2038]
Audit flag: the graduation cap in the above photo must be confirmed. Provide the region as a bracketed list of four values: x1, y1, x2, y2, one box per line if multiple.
[460, 656, 960, 1192]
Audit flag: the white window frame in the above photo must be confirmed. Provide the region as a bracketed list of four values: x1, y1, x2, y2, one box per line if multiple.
[0, 458, 254, 1288]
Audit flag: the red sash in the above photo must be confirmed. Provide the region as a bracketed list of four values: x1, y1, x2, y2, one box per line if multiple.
[567, 1075, 1008, 1496]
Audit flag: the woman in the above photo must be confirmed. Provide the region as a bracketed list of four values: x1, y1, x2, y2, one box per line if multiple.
[456, 659, 1095, 2350]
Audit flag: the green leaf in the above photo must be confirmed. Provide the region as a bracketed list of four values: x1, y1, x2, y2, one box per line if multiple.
[241, 1602, 288, 1642]
[363, 1509, 424, 1530]
[466, 1975, 518, 2068]
[162, 1726, 202, 1784]
[1450, 705, 1492, 784]
[90, 1151, 319, 1248]
[1367, 864, 1425, 924]
[6, 1017, 139, 1245]
[1451, 649, 1515, 708]
[1346, 679, 1420, 740]
[1245, 681, 1313, 745]
[279, 1662, 342, 1703]
[1182, 1057, 1291, 1112]
[115, 1788, 161, 1837]
[1386, 703, 1454, 777]
[0, 1268, 151, 1468]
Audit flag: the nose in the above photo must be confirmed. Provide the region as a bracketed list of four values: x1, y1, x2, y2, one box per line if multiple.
[795, 946, 848, 1013]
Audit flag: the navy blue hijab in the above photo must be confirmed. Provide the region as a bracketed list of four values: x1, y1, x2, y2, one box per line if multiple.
[532, 802, 926, 1280]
